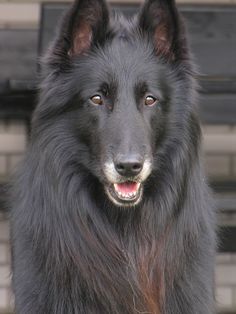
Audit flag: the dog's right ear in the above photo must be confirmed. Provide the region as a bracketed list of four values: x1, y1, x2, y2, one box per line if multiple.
[50, 0, 109, 62]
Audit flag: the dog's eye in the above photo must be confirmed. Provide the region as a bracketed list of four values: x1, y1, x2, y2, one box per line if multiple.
[90, 95, 103, 105]
[145, 95, 158, 106]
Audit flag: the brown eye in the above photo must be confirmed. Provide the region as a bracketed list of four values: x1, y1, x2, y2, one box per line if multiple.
[90, 95, 103, 105]
[145, 95, 158, 106]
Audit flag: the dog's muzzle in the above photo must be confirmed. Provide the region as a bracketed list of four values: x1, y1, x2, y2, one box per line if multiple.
[103, 159, 152, 207]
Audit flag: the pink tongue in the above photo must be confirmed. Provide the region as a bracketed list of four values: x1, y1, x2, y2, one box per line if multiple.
[116, 182, 139, 194]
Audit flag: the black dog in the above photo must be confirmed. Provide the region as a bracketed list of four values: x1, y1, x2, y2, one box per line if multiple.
[11, 0, 216, 313]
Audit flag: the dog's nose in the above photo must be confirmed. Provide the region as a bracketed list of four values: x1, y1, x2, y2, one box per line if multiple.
[115, 156, 143, 177]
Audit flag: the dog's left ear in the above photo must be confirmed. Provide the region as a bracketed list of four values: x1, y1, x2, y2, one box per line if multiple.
[138, 0, 187, 61]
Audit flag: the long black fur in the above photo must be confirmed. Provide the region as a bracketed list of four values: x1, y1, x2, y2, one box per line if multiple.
[10, 0, 216, 313]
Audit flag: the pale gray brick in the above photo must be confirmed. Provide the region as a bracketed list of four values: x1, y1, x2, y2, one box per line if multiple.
[216, 253, 232, 264]
[216, 287, 233, 309]
[232, 287, 236, 308]
[0, 244, 8, 264]
[0, 3, 39, 28]
[0, 288, 8, 310]
[0, 134, 26, 154]
[204, 155, 230, 177]
[0, 221, 9, 241]
[0, 156, 7, 176]
[216, 265, 236, 285]
[6, 120, 27, 135]
[203, 125, 231, 135]
[0, 266, 10, 287]
[230, 254, 236, 263]
[203, 134, 236, 154]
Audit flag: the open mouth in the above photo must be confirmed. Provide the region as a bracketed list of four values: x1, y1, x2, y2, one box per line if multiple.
[106, 181, 143, 206]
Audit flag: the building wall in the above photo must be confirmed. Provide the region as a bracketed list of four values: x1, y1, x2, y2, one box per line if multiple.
[0, 213, 12, 313]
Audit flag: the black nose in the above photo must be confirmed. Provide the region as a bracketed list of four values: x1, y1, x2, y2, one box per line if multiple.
[115, 155, 143, 177]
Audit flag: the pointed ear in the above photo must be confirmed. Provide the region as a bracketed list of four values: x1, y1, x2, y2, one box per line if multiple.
[52, 0, 109, 60]
[138, 0, 187, 62]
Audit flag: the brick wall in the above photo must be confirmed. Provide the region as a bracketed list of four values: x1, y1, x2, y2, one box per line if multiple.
[0, 213, 12, 313]
[217, 253, 236, 312]
[0, 120, 235, 313]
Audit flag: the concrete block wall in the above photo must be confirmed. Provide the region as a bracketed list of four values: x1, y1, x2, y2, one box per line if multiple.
[0, 213, 12, 313]
[0, 120, 235, 312]
[216, 254, 236, 312]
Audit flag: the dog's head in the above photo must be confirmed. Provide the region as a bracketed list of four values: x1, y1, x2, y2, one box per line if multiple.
[37, 0, 195, 207]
